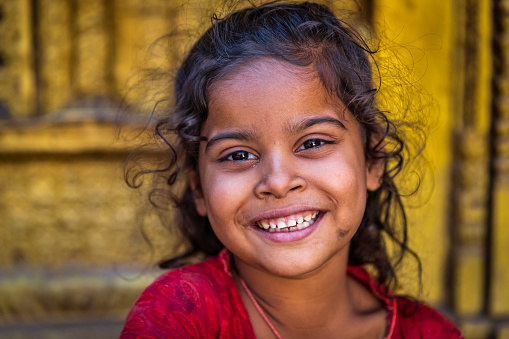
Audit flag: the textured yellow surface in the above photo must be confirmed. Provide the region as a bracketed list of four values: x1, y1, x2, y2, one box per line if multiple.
[0, 0, 36, 117]
[374, 0, 453, 303]
[0, 154, 138, 267]
[492, 188, 509, 314]
[1, 0, 508, 336]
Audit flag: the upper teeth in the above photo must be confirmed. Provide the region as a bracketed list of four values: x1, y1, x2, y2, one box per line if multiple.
[257, 211, 319, 232]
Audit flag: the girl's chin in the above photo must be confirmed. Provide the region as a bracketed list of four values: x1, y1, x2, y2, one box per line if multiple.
[240, 247, 347, 279]
[263, 263, 325, 278]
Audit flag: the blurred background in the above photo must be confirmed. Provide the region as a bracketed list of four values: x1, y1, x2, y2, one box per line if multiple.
[0, 0, 508, 338]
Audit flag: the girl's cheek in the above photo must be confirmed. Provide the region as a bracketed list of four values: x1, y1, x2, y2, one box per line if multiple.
[206, 170, 252, 203]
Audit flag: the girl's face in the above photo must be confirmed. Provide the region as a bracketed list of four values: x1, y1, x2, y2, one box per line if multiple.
[192, 59, 382, 278]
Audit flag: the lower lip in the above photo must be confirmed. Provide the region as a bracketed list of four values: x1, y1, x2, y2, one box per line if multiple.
[249, 213, 324, 243]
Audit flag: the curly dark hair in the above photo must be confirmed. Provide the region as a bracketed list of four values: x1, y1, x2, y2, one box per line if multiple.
[125, 0, 422, 289]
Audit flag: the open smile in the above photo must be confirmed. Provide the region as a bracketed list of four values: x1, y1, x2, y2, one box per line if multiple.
[255, 211, 321, 232]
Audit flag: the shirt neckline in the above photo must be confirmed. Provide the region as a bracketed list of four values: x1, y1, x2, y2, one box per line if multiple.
[217, 248, 397, 338]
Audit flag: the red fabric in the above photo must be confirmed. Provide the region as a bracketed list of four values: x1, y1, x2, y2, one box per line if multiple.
[120, 249, 463, 338]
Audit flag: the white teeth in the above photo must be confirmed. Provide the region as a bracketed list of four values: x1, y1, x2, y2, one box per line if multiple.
[256, 212, 320, 232]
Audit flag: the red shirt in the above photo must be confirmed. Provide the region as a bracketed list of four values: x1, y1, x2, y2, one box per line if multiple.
[120, 249, 463, 338]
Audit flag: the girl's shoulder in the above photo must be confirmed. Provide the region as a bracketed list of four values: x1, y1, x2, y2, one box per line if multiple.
[347, 265, 463, 339]
[120, 249, 256, 339]
[390, 298, 464, 339]
[148, 248, 234, 292]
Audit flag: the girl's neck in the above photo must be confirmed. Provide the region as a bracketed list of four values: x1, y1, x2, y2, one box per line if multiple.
[232, 253, 354, 336]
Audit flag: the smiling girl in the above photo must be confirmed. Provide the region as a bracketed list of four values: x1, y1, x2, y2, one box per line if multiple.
[120, 2, 462, 338]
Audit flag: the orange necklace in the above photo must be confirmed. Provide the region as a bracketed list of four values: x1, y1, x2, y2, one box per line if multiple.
[239, 277, 283, 339]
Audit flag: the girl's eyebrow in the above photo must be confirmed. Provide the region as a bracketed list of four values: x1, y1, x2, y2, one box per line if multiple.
[289, 116, 347, 133]
[204, 131, 255, 151]
[204, 116, 346, 151]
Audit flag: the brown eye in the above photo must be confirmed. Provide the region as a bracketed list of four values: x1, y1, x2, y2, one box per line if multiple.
[220, 150, 256, 162]
[298, 138, 333, 151]
[303, 139, 320, 149]
[231, 151, 249, 160]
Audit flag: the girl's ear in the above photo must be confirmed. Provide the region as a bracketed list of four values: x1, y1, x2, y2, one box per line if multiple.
[366, 157, 384, 191]
[366, 133, 385, 192]
[189, 170, 208, 216]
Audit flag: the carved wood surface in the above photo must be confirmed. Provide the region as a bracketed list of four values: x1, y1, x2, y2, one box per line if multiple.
[0, 0, 508, 337]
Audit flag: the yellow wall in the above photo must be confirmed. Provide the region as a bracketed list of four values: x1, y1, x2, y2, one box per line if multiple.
[0, 0, 507, 337]
[374, 0, 454, 304]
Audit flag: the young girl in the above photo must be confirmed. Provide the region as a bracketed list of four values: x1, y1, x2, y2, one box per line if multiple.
[121, 2, 462, 338]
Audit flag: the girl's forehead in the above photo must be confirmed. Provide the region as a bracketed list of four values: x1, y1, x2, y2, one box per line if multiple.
[208, 58, 334, 107]
[203, 59, 355, 134]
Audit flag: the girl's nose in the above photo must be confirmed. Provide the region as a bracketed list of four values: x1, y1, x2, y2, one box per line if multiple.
[254, 155, 307, 199]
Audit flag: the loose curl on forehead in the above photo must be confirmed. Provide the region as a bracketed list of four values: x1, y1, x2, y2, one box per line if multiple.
[127, 1, 421, 289]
